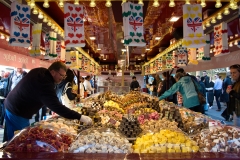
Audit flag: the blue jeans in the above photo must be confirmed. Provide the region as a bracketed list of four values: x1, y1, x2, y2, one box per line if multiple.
[214, 90, 222, 109]
[4, 109, 29, 140]
[233, 112, 240, 127]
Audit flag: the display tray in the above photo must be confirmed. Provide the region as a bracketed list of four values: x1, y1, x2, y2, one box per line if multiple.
[0, 152, 240, 159]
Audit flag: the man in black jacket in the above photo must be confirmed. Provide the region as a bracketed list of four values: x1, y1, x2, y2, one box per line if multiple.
[130, 76, 140, 91]
[4, 61, 92, 140]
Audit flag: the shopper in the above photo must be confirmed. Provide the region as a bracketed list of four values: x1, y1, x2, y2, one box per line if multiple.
[226, 64, 240, 126]
[130, 76, 140, 91]
[0, 70, 5, 80]
[221, 73, 232, 104]
[79, 76, 86, 99]
[84, 75, 95, 97]
[149, 75, 158, 96]
[4, 61, 92, 140]
[214, 74, 223, 111]
[206, 77, 215, 109]
[159, 72, 202, 112]
[202, 71, 210, 88]
[199, 77, 207, 113]
[176, 68, 198, 82]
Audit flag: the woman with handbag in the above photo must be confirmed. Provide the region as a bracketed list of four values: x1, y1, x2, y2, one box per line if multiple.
[226, 64, 240, 126]
[159, 72, 202, 113]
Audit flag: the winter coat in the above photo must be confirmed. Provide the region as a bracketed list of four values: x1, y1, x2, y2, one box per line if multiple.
[221, 76, 232, 102]
[159, 76, 200, 108]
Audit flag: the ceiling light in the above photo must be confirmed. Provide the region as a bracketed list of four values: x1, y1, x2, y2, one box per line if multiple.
[217, 13, 222, 19]
[185, 0, 190, 4]
[229, 42, 233, 47]
[32, 8, 38, 15]
[90, 36, 96, 40]
[5, 36, 9, 41]
[223, 8, 230, 15]
[169, 0, 175, 7]
[155, 37, 161, 40]
[58, 30, 62, 35]
[141, 53, 145, 57]
[43, 0, 49, 8]
[51, 24, 56, 29]
[146, 48, 150, 51]
[153, 0, 159, 7]
[0, 34, 5, 39]
[235, 34, 238, 37]
[169, 16, 180, 22]
[121, 49, 126, 52]
[28, 46, 32, 50]
[234, 40, 238, 45]
[203, 24, 206, 30]
[47, 21, 52, 26]
[229, 0, 235, 9]
[232, 3, 238, 10]
[211, 17, 216, 23]
[138, 58, 141, 60]
[97, 48, 101, 51]
[30, 0, 35, 8]
[121, 39, 124, 43]
[210, 49, 213, 53]
[138, 0, 144, 5]
[58, 0, 64, 8]
[74, 0, 79, 5]
[206, 21, 211, 27]
[89, 0, 96, 7]
[38, 12, 43, 19]
[215, 0, 222, 8]
[43, 17, 48, 23]
[55, 28, 59, 32]
[200, 0, 206, 7]
[105, 0, 112, 7]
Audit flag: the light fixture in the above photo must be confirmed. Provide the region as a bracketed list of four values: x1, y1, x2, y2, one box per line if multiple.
[234, 40, 238, 45]
[206, 21, 211, 27]
[153, 0, 159, 7]
[203, 24, 206, 30]
[97, 48, 101, 51]
[90, 36, 96, 40]
[229, 42, 233, 47]
[169, 0, 175, 7]
[230, 0, 235, 9]
[30, 0, 35, 8]
[55, 28, 59, 32]
[185, 0, 190, 4]
[38, 12, 44, 19]
[232, 3, 238, 10]
[210, 49, 213, 53]
[6, 36, 9, 41]
[58, 0, 64, 8]
[215, 0, 222, 8]
[223, 8, 230, 15]
[58, 30, 61, 35]
[32, 8, 38, 15]
[43, 0, 49, 8]
[122, 0, 127, 5]
[211, 17, 216, 24]
[74, 0, 79, 5]
[105, 0, 112, 7]
[51, 24, 56, 29]
[121, 39, 124, 43]
[200, 0, 206, 7]
[217, 13, 222, 19]
[121, 49, 126, 52]
[0, 34, 5, 39]
[43, 17, 48, 23]
[47, 21, 52, 26]
[230, 36, 234, 39]
[235, 34, 238, 37]
[169, 16, 180, 22]
[28, 46, 32, 50]
[138, 57, 141, 60]
[89, 0, 96, 7]
[138, 0, 144, 5]
[141, 53, 145, 57]
[155, 37, 161, 40]
[146, 48, 150, 51]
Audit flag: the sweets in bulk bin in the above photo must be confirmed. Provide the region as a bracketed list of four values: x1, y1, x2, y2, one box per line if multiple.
[192, 126, 240, 153]
[103, 100, 124, 113]
[137, 111, 160, 125]
[118, 116, 142, 138]
[98, 109, 122, 128]
[69, 128, 132, 153]
[133, 129, 199, 153]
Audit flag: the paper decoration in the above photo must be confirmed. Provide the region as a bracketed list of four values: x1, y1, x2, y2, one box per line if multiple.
[150, 63, 153, 74]
[162, 55, 167, 71]
[158, 57, 162, 72]
[65, 52, 71, 67]
[122, 2, 146, 46]
[197, 47, 204, 61]
[60, 41, 66, 62]
[188, 48, 198, 65]
[29, 23, 42, 57]
[64, 3, 85, 47]
[78, 53, 82, 70]
[81, 55, 89, 71]
[172, 50, 178, 68]
[145, 65, 150, 75]
[44, 33, 50, 59]
[214, 22, 229, 57]
[141, 66, 145, 75]
[9, 1, 30, 47]
[177, 46, 188, 67]
[199, 34, 211, 61]
[70, 51, 78, 69]
[182, 4, 206, 48]
[49, 32, 57, 59]
[166, 52, 173, 70]
[56, 40, 61, 60]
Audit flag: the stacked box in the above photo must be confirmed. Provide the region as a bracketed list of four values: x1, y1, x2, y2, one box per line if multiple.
[118, 117, 142, 138]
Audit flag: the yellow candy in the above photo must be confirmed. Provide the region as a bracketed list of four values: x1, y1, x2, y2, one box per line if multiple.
[192, 146, 199, 152]
[168, 148, 175, 153]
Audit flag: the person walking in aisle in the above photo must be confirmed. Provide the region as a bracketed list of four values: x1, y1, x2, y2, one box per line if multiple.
[84, 75, 95, 97]
[206, 77, 215, 109]
[226, 64, 240, 126]
[4, 61, 92, 141]
[214, 74, 223, 111]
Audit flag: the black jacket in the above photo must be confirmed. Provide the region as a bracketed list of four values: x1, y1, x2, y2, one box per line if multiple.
[130, 81, 140, 91]
[4, 68, 81, 120]
[55, 80, 77, 103]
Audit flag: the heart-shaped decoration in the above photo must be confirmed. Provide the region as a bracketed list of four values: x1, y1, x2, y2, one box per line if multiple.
[130, 32, 135, 37]
[141, 39, 145, 42]
[22, 33, 28, 38]
[9, 38, 16, 43]
[80, 40, 85, 43]
[14, 32, 20, 37]
[72, 40, 78, 44]
[188, 40, 192, 45]
[194, 40, 200, 44]
[68, 6, 73, 11]
[130, 4, 133, 9]
[198, 13, 202, 17]
[188, 33, 194, 38]
[26, 14, 30, 19]
[72, 14, 77, 18]
[129, 39, 132, 43]
[196, 33, 202, 37]
[136, 32, 142, 37]
[193, 6, 199, 11]
[16, 5, 20, 10]
[75, 7, 81, 12]
[68, 33, 74, 38]
[183, 13, 188, 19]
[202, 39, 206, 43]
[64, 12, 70, 18]
[18, 39, 24, 43]
[79, 14, 84, 18]
[139, 12, 143, 17]
[26, 40, 30, 43]
[134, 39, 140, 43]
[11, 11, 17, 17]
[22, 7, 29, 12]
[65, 40, 70, 45]
[135, 6, 141, 11]
[132, 12, 137, 17]
[19, 13, 24, 18]
[127, 11, 131, 16]
[187, 6, 191, 11]
[76, 33, 82, 38]
[190, 14, 195, 19]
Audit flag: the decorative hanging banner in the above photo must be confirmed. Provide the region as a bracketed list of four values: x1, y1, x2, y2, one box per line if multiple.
[197, 34, 211, 62]
[172, 50, 178, 68]
[122, 2, 146, 46]
[182, 4, 205, 48]
[65, 51, 72, 67]
[158, 57, 162, 72]
[214, 22, 229, 57]
[56, 40, 61, 60]
[150, 63, 153, 74]
[60, 41, 66, 62]
[70, 51, 78, 69]
[141, 65, 145, 75]
[162, 55, 167, 71]
[177, 46, 188, 67]
[78, 53, 82, 70]
[30, 23, 42, 57]
[49, 32, 57, 59]
[44, 32, 50, 59]
[188, 48, 198, 65]
[9, 1, 30, 47]
[64, 3, 85, 47]
[166, 52, 173, 70]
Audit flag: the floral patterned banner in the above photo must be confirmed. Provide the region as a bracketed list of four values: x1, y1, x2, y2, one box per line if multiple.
[177, 46, 188, 67]
[214, 22, 229, 57]
[166, 52, 173, 70]
[172, 50, 178, 68]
